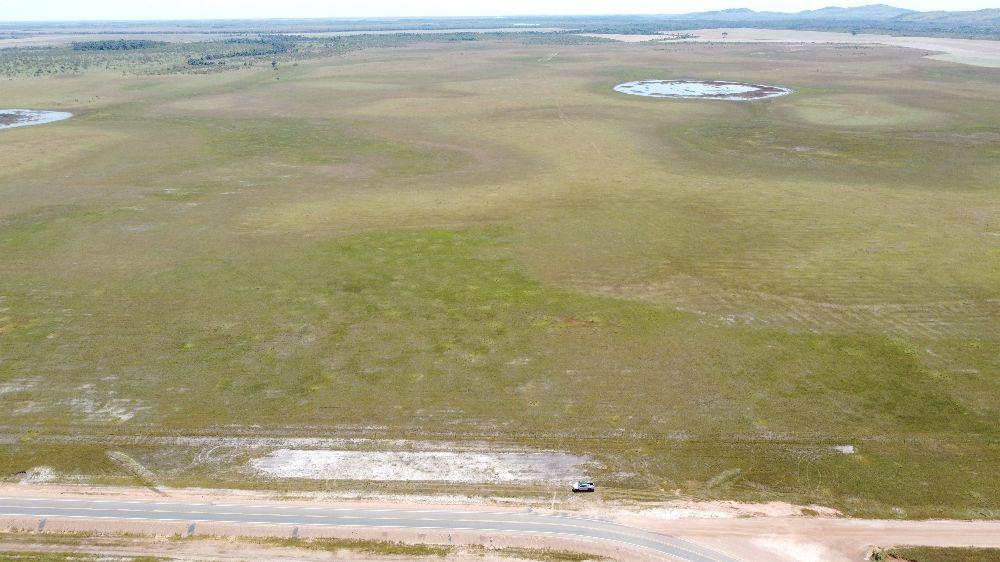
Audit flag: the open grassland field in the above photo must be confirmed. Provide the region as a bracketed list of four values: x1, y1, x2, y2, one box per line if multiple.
[0, 36, 997, 519]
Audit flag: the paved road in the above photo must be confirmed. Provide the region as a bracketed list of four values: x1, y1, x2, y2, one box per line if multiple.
[0, 496, 737, 562]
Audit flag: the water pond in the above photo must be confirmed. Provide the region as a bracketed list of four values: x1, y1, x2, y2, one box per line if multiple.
[0, 109, 73, 130]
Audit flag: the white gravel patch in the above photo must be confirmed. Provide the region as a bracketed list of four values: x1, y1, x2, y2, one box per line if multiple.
[251, 449, 588, 483]
[614, 80, 791, 100]
[21, 466, 57, 483]
[0, 109, 73, 129]
[65, 396, 148, 422]
[0, 378, 38, 395]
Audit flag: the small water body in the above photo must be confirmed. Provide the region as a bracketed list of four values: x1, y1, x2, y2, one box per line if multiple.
[614, 80, 791, 101]
[0, 109, 73, 130]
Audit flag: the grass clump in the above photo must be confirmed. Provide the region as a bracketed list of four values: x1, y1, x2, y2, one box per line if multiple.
[245, 536, 452, 557]
[0, 553, 162, 562]
[479, 546, 609, 561]
[873, 547, 1000, 562]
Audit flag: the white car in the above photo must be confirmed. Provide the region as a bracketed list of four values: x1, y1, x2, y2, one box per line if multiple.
[572, 481, 596, 493]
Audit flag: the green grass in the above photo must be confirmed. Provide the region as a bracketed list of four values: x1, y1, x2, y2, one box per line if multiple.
[0, 38, 996, 518]
[245, 536, 452, 557]
[200, 117, 458, 173]
[0, 226, 983, 435]
[875, 546, 1000, 562]
[0, 553, 161, 562]
[478, 546, 608, 561]
[0, 532, 605, 561]
[0, 532, 452, 560]
[0, 532, 147, 547]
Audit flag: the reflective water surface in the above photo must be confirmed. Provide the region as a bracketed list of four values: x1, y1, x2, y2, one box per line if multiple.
[0, 109, 73, 130]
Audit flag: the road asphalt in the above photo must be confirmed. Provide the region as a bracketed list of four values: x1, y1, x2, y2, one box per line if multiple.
[0, 495, 738, 561]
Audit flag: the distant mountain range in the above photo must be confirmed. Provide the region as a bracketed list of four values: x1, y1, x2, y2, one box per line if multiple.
[669, 4, 1000, 26]
[545, 4, 999, 39]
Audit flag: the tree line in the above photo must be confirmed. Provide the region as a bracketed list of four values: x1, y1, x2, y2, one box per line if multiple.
[71, 39, 167, 51]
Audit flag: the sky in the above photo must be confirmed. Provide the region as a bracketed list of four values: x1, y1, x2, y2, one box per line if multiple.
[0, 0, 995, 22]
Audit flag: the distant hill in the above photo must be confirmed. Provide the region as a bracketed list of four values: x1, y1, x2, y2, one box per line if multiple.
[896, 8, 1000, 25]
[669, 4, 916, 21]
[668, 4, 1000, 26]
[674, 4, 917, 21]
[797, 4, 916, 20]
[672, 8, 788, 21]
[627, 4, 1000, 39]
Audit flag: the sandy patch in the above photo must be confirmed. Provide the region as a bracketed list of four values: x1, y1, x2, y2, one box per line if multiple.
[642, 506, 737, 520]
[642, 500, 841, 520]
[753, 537, 837, 562]
[669, 28, 1000, 68]
[251, 450, 588, 483]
